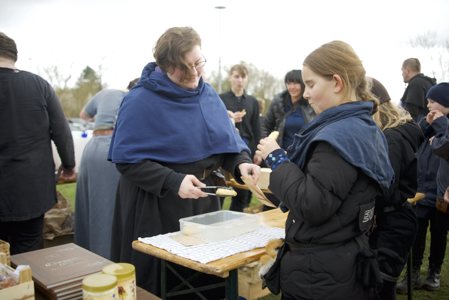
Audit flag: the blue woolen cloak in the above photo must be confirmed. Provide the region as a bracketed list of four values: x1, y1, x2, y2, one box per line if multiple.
[108, 62, 249, 164]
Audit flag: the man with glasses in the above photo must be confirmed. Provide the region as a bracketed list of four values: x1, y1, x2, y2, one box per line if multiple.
[401, 58, 436, 121]
[219, 64, 261, 212]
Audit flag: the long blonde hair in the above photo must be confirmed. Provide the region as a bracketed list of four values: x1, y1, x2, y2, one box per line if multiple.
[367, 77, 412, 131]
[303, 41, 378, 114]
[372, 101, 412, 131]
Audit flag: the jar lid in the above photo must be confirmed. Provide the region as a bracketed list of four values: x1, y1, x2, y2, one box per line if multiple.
[82, 274, 117, 293]
[102, 263, 135, 281]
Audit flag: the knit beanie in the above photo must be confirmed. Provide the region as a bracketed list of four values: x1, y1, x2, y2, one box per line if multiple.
[369, 77, 391, 104]
[426, 82, 449, 108]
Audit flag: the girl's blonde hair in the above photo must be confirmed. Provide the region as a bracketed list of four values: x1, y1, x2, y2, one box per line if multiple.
[366, 77, 412, 131]
[303, 41, 378, 114]
[372, 102, 412, 131]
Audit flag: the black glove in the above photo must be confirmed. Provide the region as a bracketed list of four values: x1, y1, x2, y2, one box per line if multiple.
[356, 248, 383, 290]
[376, 247, 405, 277]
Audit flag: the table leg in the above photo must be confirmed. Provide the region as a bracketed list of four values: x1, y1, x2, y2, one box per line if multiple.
[225, 269, 238, 300]
[161, 260, 167, 300]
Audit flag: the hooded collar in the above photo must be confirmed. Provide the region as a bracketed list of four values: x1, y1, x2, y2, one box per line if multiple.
[108, 62, 249, 164]
[288, 101, 394, 187]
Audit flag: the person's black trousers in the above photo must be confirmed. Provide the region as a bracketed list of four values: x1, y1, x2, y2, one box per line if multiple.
[413, 205, 447, 267]
[229, 188, 251, 212]
[0, 214, 44, 255]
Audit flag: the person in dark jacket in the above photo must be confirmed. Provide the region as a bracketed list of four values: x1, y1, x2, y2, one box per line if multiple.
[261, 70, 316, 149]
[108, 27, 260, 299]
[257, 41, 394, 300]
[367, 77, 424, 300]
[397, 84, 448, 293]
[260, 70, 316, 210]
[0, 32, 75, 255]
[400, 58, 436, 121]
[220, 64, 262, 212]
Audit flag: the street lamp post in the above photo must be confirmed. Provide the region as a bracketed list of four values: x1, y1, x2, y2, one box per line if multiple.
[215, 6, 226, 94]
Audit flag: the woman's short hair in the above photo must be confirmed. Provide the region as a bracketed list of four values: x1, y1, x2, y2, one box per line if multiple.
[127, 77, 140, 90]
[0, 32, 18, 62]
[153, 27, 201, 83]
[284, 70, 305, 98]
[284, 70, 303, 85]
[303, 40, 378, 114]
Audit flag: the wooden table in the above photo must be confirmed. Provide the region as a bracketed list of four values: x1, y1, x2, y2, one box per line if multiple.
[132, 208, 287, 300]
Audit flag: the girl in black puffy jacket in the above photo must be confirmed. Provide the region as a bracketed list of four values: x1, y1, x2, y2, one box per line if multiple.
[257, 41, 394, 300]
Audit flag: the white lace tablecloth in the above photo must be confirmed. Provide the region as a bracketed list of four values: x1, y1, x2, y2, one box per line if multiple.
[138, 225, 285, 264]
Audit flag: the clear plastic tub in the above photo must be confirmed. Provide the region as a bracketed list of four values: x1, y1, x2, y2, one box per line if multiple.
[179, 211, 259, 242]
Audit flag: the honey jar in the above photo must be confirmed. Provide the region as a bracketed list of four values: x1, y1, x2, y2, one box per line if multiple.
[102, 263, 136, 300]
[82, 274, 118, 300]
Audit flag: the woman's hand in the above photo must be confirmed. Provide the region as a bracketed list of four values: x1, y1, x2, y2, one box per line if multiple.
[178, 175, 208, 199]
[256, 137, 281, 160]
[238, 163, 261, 185]
[429, 136, 435, 146]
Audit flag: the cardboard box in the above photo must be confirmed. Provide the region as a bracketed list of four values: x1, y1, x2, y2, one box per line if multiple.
[0, 253, 35, 300]
[238, 261, 270, 300]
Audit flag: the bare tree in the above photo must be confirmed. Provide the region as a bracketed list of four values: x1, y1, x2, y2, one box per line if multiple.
[39, 65, 106, 117]
[408, 31, 449, 82]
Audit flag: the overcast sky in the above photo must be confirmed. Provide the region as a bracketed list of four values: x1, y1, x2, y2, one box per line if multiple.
[2, 0, 449, 103]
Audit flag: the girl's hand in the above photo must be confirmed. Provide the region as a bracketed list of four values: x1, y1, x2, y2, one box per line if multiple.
[256, 137, 281, 160]
[429, 136, 435, 146]
[178, 175, 207, 199]
[238, 163, 261, 185]
[253, 154, 263, 165]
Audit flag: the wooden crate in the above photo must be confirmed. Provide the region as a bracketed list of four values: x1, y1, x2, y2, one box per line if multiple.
[0, 252, 35, 300]
[238, 261, 271, 300]
[0, 239, 10, 266]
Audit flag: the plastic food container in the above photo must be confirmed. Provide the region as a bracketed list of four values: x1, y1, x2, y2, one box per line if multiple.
[180, 211, 259, 242]
[102, 263, 136, 300]
[82, 274, 118, 300]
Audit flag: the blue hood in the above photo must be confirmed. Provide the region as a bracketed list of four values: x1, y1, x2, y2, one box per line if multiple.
[108, 62, 249, 164]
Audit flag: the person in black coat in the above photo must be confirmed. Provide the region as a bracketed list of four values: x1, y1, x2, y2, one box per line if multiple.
[0, 32, 75, 255]
[257, 41, 394, 300]
[368, 78, 424, 300]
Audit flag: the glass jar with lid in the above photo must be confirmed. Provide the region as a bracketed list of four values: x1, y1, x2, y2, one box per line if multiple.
[82, 274, 118, 300]
[102, 263, 136, 300]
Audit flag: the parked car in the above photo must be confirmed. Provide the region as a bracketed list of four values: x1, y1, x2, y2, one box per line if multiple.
[67, 118, 94, 132]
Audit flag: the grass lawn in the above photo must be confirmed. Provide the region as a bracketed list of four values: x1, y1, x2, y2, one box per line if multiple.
[56, 184, 449, 300]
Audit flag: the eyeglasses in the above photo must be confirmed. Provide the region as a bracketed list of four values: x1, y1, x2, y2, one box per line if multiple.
[190, 54, 207, 71]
